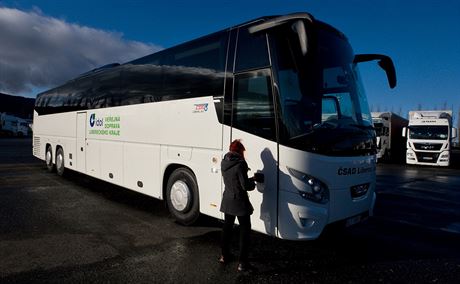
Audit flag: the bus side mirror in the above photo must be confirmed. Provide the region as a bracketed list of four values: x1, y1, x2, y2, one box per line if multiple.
[402, 127, 407, 138]
[354, 54, 397, 89]
[452, 128, 458, 139]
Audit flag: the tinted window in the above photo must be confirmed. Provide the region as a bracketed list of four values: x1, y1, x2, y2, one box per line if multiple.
[120, 64, 164, 104]
[35, 32, 229, 115]
[132, 32, 227, 72]
[232, 69, 276, 140]
[173, 39, 225, 70]
[235, 27, 270, 72]
[160, 32, 227, 100]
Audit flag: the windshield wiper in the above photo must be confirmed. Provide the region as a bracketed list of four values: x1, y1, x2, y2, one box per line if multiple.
[349, 124, 375, 130]
[288, 130, 315, 141]
[288, 121, 335, 141]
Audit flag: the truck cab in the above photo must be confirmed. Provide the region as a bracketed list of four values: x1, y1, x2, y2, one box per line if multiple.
[403, 111, 458, 166]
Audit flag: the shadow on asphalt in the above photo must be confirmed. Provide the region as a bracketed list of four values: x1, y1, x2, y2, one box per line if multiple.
[60, 169, 223, 229]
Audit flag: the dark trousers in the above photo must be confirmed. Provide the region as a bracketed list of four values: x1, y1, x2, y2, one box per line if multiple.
[221, 214, 251, 263]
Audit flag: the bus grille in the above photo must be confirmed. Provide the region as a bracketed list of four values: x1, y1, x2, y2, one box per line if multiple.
[33, 136, 41, 156]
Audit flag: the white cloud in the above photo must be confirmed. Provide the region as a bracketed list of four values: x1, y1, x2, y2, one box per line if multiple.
[0, 7, 160, 96]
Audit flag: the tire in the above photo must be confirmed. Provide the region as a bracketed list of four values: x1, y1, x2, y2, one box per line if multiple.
[166, 168, 200, 225]
[56, 147, 65, 176]
[45, 146, 55, 172]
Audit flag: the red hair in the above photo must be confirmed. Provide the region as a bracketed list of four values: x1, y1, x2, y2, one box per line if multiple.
[229, 139, 245, 156]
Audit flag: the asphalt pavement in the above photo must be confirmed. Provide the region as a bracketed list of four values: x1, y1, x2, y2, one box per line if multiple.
[0, 138, 459, 283]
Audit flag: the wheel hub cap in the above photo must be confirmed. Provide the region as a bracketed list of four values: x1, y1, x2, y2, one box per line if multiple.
[57, 153, 63, 169]
[170, 181, 190, 212]
[46, 151, 52, 165]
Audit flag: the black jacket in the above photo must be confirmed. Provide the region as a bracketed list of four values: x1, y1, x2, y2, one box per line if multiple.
[220, 152, 255, 216]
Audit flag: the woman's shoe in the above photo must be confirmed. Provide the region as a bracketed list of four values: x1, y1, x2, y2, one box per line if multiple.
[237, 262, 255, 272]
[218, 254, 234, 264]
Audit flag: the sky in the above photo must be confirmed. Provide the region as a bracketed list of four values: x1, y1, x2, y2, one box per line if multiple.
[0, 0, 459, 125]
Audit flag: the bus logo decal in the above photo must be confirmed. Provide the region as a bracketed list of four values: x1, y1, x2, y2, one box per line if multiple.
[193, 103, 208, 113]
[89, 114, 104, 127]
[89, 113, 96, 127]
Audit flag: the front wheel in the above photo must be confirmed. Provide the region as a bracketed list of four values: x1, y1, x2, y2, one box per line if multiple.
[166, 168, 200, 225]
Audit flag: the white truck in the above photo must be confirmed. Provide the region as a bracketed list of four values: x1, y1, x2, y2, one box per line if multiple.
[403, 110, 458, 166]
[372, 112, 408, 162]
[0, 113, 31, 136]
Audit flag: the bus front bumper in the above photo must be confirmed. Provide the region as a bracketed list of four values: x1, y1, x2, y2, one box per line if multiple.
[277, 188, 375, 240]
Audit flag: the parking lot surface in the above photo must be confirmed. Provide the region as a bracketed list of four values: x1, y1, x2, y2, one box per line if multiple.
[1, 138, 459, 283]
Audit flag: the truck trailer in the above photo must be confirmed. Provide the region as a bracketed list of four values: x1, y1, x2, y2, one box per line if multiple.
[371, 112, 408, 162]
[403, 110, 458, 166]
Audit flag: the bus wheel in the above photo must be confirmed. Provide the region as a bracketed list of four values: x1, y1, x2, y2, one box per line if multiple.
[166, 168, 200, 225]
[45, 146, 55, 172]
[56, 147, 65, 176]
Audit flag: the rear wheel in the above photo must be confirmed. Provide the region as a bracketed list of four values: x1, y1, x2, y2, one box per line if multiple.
[45, 146, 55, 172]
[166, 168, 200, 225]
[56, 147, 65, 176]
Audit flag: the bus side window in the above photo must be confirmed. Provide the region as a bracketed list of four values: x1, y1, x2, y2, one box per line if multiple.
[232, 70, 276, 141]
[235, 27, 270, 72]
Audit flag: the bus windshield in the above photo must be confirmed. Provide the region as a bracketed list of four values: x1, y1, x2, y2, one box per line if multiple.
[409, 126, 448, 140]
[273, 21, 375, 156]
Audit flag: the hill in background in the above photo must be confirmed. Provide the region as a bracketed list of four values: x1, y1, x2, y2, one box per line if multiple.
[0, 93, 35, 119]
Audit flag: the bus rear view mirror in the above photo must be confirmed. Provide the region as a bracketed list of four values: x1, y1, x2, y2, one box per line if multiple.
[402, 127, 407, 138]
[452, 128, 458, 139]
[354, 54, 397, 89]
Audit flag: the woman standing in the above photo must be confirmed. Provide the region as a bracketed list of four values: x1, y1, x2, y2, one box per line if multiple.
[219, 139, 256, 272]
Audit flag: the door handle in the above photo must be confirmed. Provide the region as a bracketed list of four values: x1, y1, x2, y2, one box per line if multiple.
[254, 173, 264, 183]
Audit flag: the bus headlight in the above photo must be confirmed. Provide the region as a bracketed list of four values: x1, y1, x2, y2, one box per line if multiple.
[287, 167, 329, 204]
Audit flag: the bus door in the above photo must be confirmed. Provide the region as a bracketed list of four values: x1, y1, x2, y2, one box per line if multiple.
[76, 112, 86, 173]
[223, 68, 279, 237]
[221, 27, 280, 236]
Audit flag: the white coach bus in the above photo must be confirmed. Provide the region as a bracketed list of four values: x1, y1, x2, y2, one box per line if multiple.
[33, 13, 396, 240]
